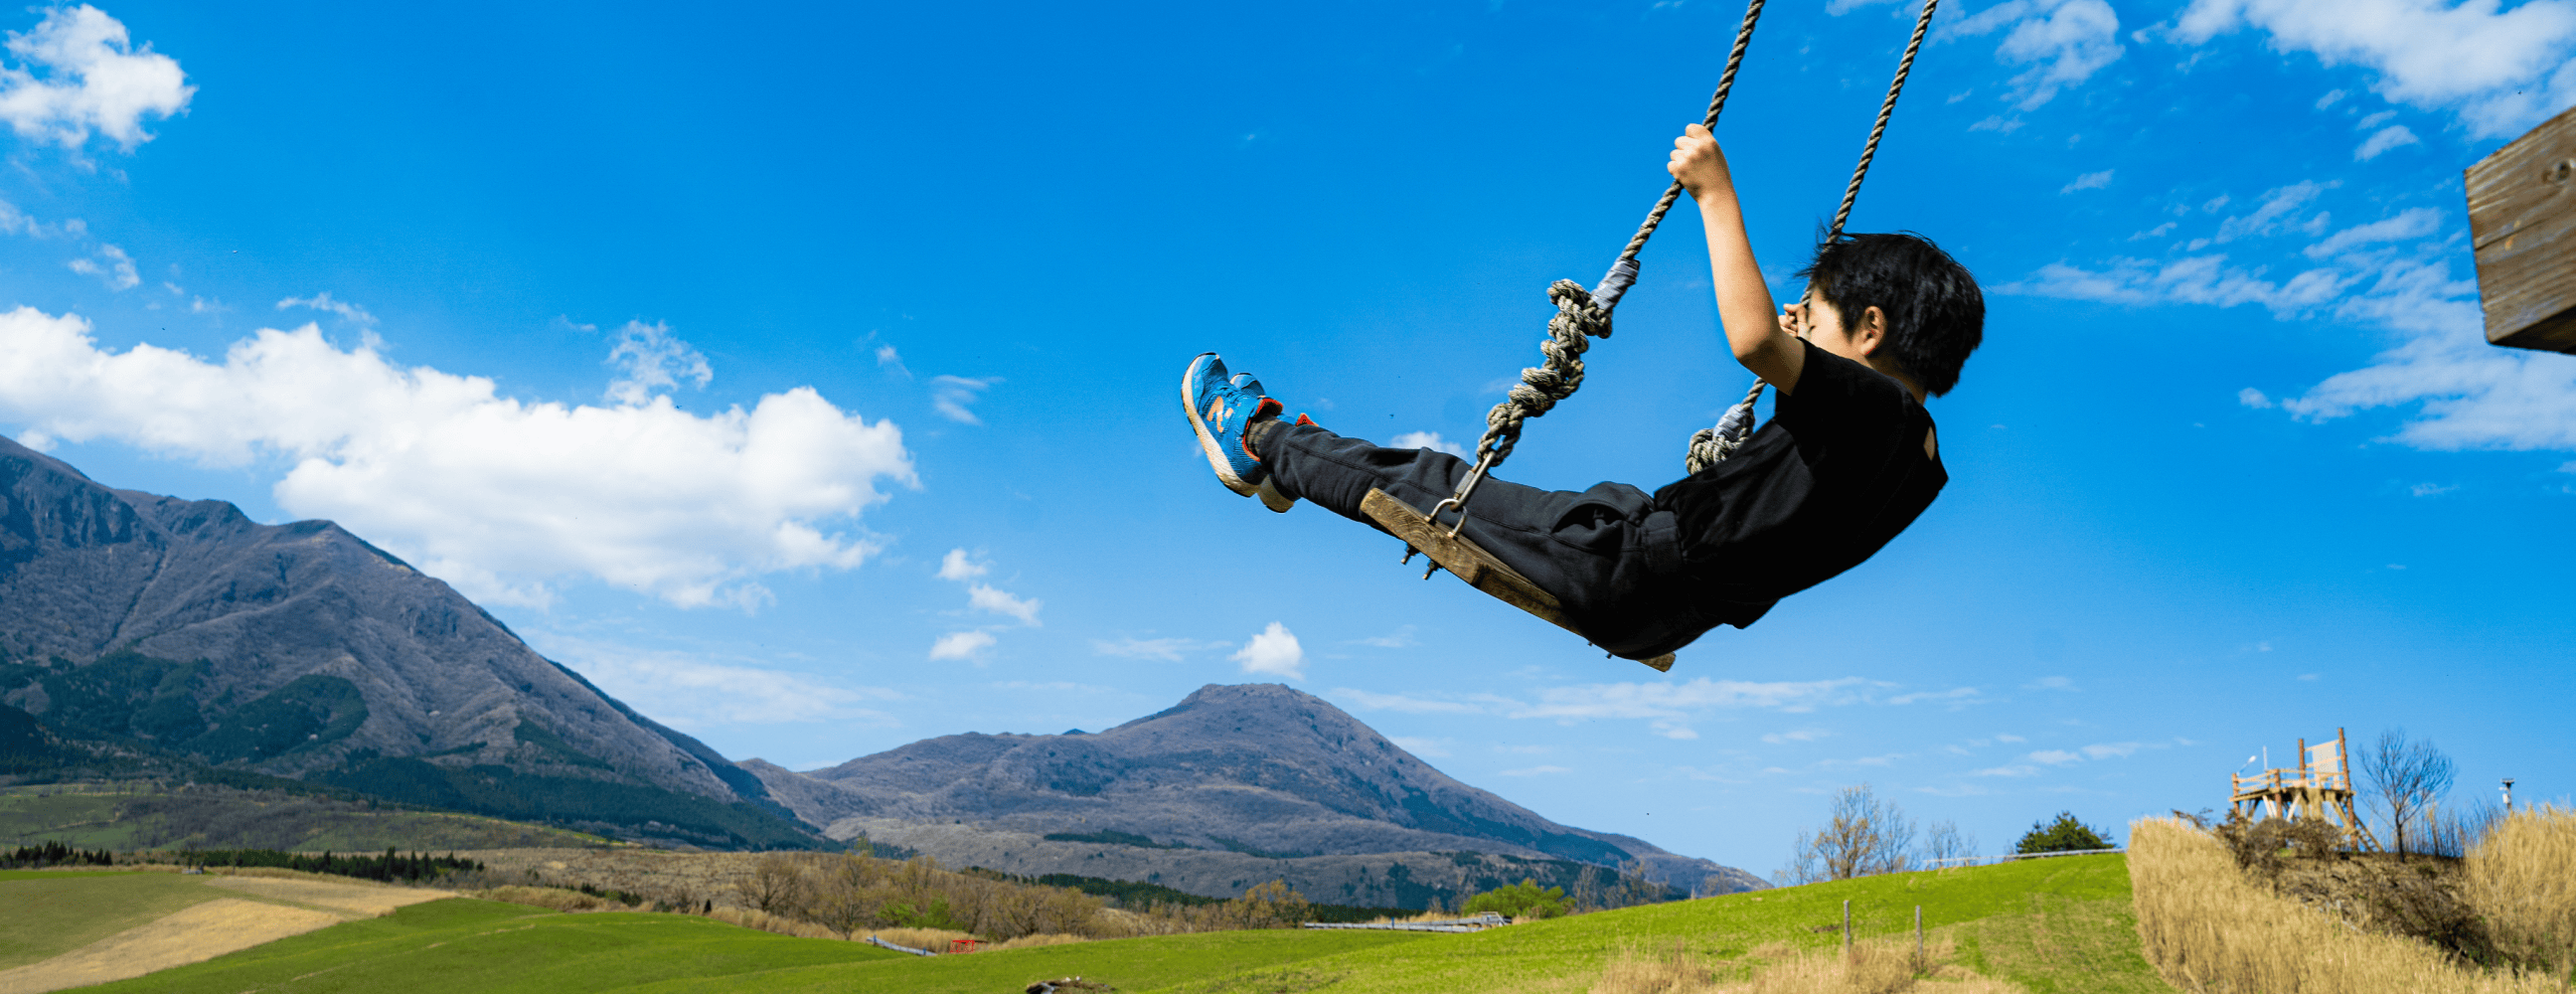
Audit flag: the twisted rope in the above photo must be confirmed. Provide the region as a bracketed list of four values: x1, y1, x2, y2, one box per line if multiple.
[1686, 0, 1939, 475]
[1463, 0, 1769, 477]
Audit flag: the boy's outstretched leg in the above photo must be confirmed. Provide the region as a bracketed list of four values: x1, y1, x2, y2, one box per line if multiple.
[1179, 354, 1721, 662]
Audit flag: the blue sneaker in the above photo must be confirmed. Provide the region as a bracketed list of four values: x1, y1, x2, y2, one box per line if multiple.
[1184, 353, 1286, 504]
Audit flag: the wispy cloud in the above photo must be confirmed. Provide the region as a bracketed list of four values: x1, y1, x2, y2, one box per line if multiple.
[542, 634, 900, 731]
[1941, 0, 2127, 110]
[603, 321, 712, 406]
[1092, 636, 1210, 662]
[68, 243, 135, 289]
[276, 291, 378, 326]
[930, 375, 998, 424]
[1329, 688, 1485, 714]
[929, 630, 997, 660]
[2061, 169, 2113, 193]
[2169, 0, 2576, 138]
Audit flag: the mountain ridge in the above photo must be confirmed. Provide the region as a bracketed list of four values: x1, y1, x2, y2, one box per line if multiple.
[742, 683, 1763, 896]
[0, 436, 816, 848]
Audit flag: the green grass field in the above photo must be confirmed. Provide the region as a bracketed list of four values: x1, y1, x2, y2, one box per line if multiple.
[0, 871, 226, 969]
[60, 855, 2171, 993]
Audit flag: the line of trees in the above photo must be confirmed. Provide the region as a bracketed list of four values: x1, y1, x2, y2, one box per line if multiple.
[737, 852, 1328, 941]
[1775, 784, 2120, 885]
[2, 840, 115, 869]
[177, 847, 484, 883]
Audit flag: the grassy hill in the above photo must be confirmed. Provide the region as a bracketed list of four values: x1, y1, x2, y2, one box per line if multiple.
[0, 784, 616, 852]
[55, 854, 2171, 993]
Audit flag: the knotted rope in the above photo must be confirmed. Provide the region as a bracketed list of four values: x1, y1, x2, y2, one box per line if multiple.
[1463, 0, 1769, 481]
[1686, 0, 1939, 475]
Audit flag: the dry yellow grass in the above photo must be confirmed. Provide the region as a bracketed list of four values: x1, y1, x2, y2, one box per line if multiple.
[867, 925, 975, 950]
[985, 931, 1089, 951]
[1587, 936, 2021, 994]
[0, 898, 343, 994]
[703, 905, 844, 939]
[2465, 806, 2576, 977]
[204, 873, 450, 916]
[2128, 816, 2562, 993]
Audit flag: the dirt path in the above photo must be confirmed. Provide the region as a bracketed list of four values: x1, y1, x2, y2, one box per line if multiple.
[0, 898, 342, 993]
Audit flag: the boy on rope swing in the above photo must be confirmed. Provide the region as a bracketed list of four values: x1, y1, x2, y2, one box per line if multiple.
[1183, 123, 1985, 663]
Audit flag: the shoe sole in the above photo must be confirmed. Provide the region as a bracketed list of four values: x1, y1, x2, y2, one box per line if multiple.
[1183, 353, 1259, 498]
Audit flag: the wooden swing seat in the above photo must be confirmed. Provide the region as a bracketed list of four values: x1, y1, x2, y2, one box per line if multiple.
[1362, 489, 1675, 673]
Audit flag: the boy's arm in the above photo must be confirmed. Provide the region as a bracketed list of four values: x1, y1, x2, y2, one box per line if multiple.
[1669, 123, 1806, 395]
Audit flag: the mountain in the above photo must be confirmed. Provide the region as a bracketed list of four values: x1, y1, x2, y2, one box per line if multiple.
[0, 437, 816, 849]
[741, 683, 1764, 897]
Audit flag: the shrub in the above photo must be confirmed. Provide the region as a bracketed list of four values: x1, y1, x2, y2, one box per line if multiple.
[1462, 878, 1568, 919]
[2013, 812, 2115, 854]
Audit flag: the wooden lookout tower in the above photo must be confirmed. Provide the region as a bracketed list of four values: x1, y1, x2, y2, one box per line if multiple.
[2469, 103, 2576, 353]
[2230, 727, 2382, 852]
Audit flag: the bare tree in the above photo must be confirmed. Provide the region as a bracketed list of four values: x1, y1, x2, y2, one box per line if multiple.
[1779, 783, 1917, 884]
[1921, 820, 1978, 866]
[2360, 728, 2456, 860]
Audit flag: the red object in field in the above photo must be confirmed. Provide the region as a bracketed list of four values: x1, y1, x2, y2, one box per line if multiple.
[949, 938, 982, 954]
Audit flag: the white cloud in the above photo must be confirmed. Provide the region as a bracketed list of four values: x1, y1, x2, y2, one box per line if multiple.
[2210, 181, 2331, 245]
[1942, 0, 2126, 109]
[2353, 124, 2420, 160]
[929, 375, 998, 424]
[1885, 686, 1984, 706]
[66, 241, 134, 289]
[0, 6, 192, 153]
[1330, 688, 1484, 714]
[2277, 260, 2576, 451]
[929, 630, 997, 660]
[2171, 0, 2576, 137]
[1995, 733, 2027, 743]
[1351, 625, 1418, 648]
[2239, 387, 2274, 408]
[2409, 481, 2458, 497]
[1761, 729, 1834, 744]
[541, 635, 899, 730]
[2029, 748, 2084, 764]
[2002, 254, 2347, 316]
[936, 548, 989, 581]
[1500, 764, 1572, 776]
[2303, 208, 2443, 258]
[2315, 87, 2345, 108]
[1231, 621, 1305, 679]
[1091, 636, 1205, 662]
[1387, 736, 1451, 757]
[1826, 0, 1905, 13]
[0, 308, 916, 608]
[2024, 675, 2076, 691]
[874, 343, 909, 377]
[968, 583, 1043, 625]
[603, 321, 711, 406]
[1513, 677, 1867, 721]
[276, 291, 376, 325]
[2081, 741, 2146, 758]
[2061, 169, 2114, 193]
[1386, 430, 1470, 458]
[1975, 763, 2041, 777]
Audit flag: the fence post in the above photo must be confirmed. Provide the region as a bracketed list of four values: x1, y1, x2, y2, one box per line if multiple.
[1915, 905, 1923, 966]
[1843, 899, 1852, 958]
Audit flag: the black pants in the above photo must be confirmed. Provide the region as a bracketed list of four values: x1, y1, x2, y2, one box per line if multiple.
[1257, 422, 1724, 660]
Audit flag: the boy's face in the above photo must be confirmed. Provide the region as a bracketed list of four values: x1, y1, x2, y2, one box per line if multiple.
[1782, 284, 1883, 366]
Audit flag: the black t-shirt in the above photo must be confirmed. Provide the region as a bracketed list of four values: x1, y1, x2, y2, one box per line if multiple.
[1652, 340, 1947, 628]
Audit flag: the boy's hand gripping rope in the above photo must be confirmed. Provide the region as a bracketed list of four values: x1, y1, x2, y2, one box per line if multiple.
[1425, 0, 1939, 546]
[1425, 0, 1770, 536]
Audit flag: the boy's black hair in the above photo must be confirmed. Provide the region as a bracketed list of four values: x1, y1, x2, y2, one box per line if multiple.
[1795, 232, 1983, 397]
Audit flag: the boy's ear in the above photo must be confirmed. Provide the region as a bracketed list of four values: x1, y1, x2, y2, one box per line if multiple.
[1858, 305, 1889, 354]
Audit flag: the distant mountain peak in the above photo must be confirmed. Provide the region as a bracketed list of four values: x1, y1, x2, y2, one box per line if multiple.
[744, 682, 1760, 894]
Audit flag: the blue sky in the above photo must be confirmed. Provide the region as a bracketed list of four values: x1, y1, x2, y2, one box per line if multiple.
[1, 0, 2571, 875]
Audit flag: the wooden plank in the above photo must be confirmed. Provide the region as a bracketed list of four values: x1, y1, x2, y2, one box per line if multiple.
[2467, 103, 2576, 352]
[1360, 488, 1675, 672]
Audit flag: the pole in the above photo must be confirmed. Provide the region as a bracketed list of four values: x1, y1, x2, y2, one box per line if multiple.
[1915, 905, 1923, 964]
[1843, 899, 1852, 958]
